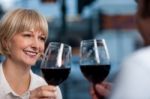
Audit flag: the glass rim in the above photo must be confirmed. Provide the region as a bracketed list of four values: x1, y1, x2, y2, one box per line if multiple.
[81, 39, 105, 42]
[81, 39, 106, 44]
[48, 42, 72, 50]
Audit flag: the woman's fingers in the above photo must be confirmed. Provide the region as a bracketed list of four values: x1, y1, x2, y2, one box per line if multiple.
[30, 85, 57, 99]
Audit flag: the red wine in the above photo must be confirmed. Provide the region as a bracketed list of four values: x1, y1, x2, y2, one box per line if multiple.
[80, 64, 110, 84]
[41, 67, 70, 85]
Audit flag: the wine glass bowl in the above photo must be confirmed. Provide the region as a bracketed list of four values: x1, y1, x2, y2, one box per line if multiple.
[80, 39, 110, 84]
[41, 42, 72, 85]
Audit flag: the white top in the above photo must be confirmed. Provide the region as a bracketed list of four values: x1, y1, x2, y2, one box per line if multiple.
[0, 63, 62, 99]
[109, 46, 150, 99]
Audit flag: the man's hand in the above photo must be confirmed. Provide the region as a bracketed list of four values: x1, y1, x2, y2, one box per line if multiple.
[90, 82, 112, 99]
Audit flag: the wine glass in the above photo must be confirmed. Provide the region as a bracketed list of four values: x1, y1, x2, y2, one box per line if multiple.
[41, 42, 72, 86]
[80, 39, 111, 84]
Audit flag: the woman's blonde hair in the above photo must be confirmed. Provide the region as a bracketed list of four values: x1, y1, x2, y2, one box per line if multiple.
[0, 8, 48, 56]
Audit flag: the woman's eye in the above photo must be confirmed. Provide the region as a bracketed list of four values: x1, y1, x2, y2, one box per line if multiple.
[23, 34, 31, 37]
[39, 37, 46, 41]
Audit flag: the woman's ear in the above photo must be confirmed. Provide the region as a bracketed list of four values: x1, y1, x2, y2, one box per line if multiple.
[2, 39, 11, 55]
[2, 40, 7, 50]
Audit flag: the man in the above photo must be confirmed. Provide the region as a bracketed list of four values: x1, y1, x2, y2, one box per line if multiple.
[91, 0, 150, 98]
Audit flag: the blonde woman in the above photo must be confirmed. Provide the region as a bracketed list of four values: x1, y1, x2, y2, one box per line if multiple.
[0, 8, 62, 99]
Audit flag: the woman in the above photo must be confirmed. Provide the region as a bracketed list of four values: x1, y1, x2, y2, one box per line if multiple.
[0, 8, 62, 99]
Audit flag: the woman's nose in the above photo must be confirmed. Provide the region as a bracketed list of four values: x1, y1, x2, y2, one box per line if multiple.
[31, 38, 40, 49]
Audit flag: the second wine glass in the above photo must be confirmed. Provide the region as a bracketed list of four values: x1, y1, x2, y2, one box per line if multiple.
[41, 42, 72, 86]
[80, 39, 111, 84]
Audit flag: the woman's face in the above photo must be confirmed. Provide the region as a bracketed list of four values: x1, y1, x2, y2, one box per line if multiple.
[8, 30, 46, 66]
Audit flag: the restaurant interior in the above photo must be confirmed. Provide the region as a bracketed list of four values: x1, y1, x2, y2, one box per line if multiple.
[0, 0, 142, 99]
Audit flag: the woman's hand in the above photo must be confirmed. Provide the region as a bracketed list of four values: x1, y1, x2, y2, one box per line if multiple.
[29, 85, 57, 99]
[90, 82, 112, 99]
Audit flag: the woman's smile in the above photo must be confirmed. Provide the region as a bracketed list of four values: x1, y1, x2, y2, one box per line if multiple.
[24, 50, 38, 57]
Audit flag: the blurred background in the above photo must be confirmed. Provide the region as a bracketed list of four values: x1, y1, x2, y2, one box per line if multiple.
[0, 0, 143, 99]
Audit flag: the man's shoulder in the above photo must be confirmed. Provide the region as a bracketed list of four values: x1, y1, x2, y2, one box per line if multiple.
[123, 47, 150, 66]
[131, 47, 150, 59]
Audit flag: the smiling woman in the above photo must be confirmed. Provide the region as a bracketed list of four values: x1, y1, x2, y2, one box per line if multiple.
[0, 8, 62, 99]
[0, 9, 48, 57]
